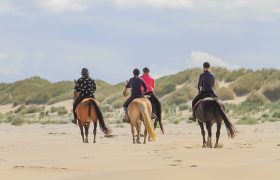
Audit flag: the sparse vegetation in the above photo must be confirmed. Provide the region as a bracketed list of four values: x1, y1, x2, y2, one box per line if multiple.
[237, 117, 258, 125]
[216, 87, 235, 101]
[262, 81, 280, 102]
[246, 90, 270, 104]
[1, 68, 280, 126]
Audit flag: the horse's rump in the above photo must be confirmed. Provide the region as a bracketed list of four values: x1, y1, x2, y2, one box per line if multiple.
[195, 97, 224, 111]
[128, 98, 157, 141]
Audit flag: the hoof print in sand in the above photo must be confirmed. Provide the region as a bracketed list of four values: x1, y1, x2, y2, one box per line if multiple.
[190, 165, 198, 168]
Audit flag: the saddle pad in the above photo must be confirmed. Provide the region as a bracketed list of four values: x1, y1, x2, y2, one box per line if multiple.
[194, 97, 224, 110]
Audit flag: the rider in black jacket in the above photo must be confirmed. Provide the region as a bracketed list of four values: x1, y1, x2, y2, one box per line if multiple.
[72, 68, 96, 124]
[189, 62, 218, 121]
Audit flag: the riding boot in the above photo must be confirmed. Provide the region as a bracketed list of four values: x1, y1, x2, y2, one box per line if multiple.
[123, 108, 130, 123]
[72, 113, 77, 124]
[189, 109, 196, 122]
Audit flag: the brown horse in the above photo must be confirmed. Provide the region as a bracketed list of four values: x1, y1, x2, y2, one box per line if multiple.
[195, 97, 237, 148]
[75, 96, 111, 143]
[123, 88, 157, 144]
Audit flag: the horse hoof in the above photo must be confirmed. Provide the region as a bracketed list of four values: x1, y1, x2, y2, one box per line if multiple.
[93, 141, 96, 144]
[137, 142, 141, 144]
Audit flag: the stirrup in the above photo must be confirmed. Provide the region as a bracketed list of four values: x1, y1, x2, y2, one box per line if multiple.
[71, 118, 77, 124]
[189, 116, 196, 122]
[123, 114, 130, 123]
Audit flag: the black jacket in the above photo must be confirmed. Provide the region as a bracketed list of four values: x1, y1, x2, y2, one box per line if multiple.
[75, 76, 96, 98]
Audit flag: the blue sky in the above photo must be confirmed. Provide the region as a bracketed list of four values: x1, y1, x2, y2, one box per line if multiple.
[0, 0, 279, 84]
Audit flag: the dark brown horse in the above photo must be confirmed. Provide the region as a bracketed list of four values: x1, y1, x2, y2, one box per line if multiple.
[146, 94, 164, 134]
[75, 96, 111, 143]
[195, 97, 237, 148]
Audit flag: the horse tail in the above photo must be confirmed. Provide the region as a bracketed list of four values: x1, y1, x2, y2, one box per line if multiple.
[217, 103, 238, 138]
[139, 103, 157, 141]
[152, 95, 164, 134]
[89, 100, 110, 135]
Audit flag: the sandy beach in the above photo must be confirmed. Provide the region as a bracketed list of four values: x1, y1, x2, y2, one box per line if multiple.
[0, 122, 279, 180]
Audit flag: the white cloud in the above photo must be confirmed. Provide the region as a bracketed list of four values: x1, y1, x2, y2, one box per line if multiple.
[0, 0, 278, 23]
[113, 0, 194, 9]
[191, 51, 238, 69]
[0, 52, 10, 59]
[38, 0, 90, 12]
[0, 0, 15, 13]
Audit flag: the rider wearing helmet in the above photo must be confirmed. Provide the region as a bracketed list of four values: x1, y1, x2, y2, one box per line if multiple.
[72, 68, 96, 124]
[123, 68, 147, 122]
[189, 62, 218, 121]
[140, 67, 159, 119]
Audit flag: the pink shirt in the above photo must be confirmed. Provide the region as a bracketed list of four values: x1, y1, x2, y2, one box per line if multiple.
[140, 74, 155, 93]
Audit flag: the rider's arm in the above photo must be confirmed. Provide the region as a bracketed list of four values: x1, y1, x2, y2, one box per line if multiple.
[92, 79, 96, 92]
[126, 79, 131, 88]
[142, 79, 147, 93]
[212, 76, 215, 88]
[152, 78, 155, 91]
[198, 74, 203, 92]
[74, 79, 81, 93]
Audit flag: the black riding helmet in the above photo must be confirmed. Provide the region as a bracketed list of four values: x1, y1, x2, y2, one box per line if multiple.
[81, 68, 89, 76]
[203, 62, 210, 68]
[143, 67, 150, 73]
[133, 68, 140, 76]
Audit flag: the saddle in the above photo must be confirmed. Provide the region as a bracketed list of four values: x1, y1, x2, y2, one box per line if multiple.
[81, 98, 97, 104]
[194, 97, 225, 111]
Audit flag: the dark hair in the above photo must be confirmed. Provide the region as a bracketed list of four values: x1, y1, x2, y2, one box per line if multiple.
[143, 67, 150, 73]
[133, 68, 140, 76]
[203, 62, 210, 68]
[81, 68, 89, 76]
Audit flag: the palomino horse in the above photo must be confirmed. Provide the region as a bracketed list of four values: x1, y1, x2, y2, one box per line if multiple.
[195, 97, 237, 148]
[123, 88, 157, 144]
[74, 94, 111, 143]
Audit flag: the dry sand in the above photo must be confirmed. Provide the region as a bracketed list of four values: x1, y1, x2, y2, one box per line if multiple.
[0, 122, 279, 180]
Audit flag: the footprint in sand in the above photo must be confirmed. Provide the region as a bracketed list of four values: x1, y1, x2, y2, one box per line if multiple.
[162, 157, 173, 160]
[184, 146, 192, 149]
[12, 166, 69, 171]
[277, 144, 280, 147]
[169, 164, 180, 167]
[190, 165, 198, 168]
[0, 159, 6, 162]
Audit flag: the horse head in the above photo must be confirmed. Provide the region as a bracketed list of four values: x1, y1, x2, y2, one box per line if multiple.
[123, 81, 131, 97]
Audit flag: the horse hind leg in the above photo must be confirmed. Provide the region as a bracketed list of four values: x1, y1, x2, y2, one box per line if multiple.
[79, 122, 85, 143]
[131, 124, 136, 144]
[136, 121, 141, 144]
[84, 123, 90, 143]
[215, 121, 221, 148]
[143, 128, 147, 144]
[198, 122, 207, 148]
[93, 122, 97, 144]
[206, 122, 213, 148]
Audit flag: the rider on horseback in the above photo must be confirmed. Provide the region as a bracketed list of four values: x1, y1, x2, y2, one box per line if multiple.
[123, 68, 147, 123]
[72, 68, 96, 124]
[189, 62, 218, 121]
[140, 67, 160, 119]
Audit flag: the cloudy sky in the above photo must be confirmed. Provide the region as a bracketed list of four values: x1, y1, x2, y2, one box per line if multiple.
[0, 0, 279, 84]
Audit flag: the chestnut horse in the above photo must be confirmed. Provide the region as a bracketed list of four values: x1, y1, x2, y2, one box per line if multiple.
[74, 94, 111, 143]
[123, 88, 157, 144]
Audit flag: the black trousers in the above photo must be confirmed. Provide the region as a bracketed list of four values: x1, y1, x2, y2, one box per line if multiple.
[192, 91, 218, 109]
[123, 95, 144, 110]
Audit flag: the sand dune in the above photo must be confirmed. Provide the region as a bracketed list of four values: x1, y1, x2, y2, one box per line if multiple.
[0, 122, 279, 180]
